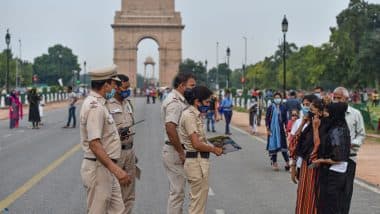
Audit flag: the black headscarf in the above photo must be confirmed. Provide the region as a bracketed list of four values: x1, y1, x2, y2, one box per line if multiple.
[326, 102, 348, 125]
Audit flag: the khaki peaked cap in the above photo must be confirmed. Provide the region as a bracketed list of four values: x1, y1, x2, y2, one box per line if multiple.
[89, 66, 120, 81]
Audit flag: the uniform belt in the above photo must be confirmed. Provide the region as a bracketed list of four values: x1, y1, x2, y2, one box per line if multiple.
[165, 141, 186, 150]
[121, 143, 133, 150]
[84, 157, 118, 164]
[186, 151, 210, 159]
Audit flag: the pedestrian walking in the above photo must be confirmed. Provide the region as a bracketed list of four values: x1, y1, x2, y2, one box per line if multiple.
[220, 90, 233, 135]
[38, 96, 45, 126]
[332, 87, 365, 214]
[146, 88, 151, 104]
[63, 86, 78, 128]
[206, 95, 218, 132]
[265, 92, 290, 171]
[80, 66, 130, 214]
[161, 72, 196, 214]
[9, 90, 23, 129]
[257, 90, 264, 126]
[285, 90, 302, 120]
[248, 97, 258, 135]
[151, 88, 157, 104]
[107, 74, 136, 214]
[27, 88, 41, 129]
[179, 86, 223, 214]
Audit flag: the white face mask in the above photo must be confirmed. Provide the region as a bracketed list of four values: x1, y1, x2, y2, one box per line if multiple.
[314, 93, 321, 99]
[274, 98, 282, 104]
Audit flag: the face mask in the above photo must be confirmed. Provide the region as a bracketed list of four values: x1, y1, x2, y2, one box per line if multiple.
[198, 105, 209, 113]
[105, 88, 116, 100]
[273, 98, 281, 104]
[120, 89, 131, 99]
[184, 88, 194, 100]
[309, 111, 315, 118]
[314, 93, 321, 99]
[302, 106, 310, 116]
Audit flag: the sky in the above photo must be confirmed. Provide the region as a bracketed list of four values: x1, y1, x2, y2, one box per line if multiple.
[1, 0, 380, 79]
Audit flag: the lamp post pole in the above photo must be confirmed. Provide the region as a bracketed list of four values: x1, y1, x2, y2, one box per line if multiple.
[205, 60, 208, 86]
[282, 15, 288, 99]
[243, 37, 247, 90]
[17, 39, 22, 88]
[226, 47, 231, 89]
[5, 29, 11, 94]
[216, 42, 219, 90]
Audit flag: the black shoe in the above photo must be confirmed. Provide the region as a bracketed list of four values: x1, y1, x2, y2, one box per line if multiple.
[212, 130, 216, 132]
[285, 166, 290, 171]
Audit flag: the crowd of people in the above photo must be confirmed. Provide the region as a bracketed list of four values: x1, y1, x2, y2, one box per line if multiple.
[260, 86, 365, 214]
[6, 66, 370, 213]
[7, 87, 79, 130]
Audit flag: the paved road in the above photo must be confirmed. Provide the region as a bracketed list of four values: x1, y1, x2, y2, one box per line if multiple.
[0, 97, 379, 214]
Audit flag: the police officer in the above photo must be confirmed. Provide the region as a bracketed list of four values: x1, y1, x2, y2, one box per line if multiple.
[80, 66, 131, 214]
[179, 86, 223, 214]
[161, 72, 196, 214]
[106, 74, 136, 214]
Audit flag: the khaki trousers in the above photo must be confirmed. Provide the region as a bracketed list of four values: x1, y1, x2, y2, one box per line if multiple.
[80, 159, 125, 214]
[118, 148, 136, 214]
[184, 156, 210, 214]
[162, 144, 186, 214]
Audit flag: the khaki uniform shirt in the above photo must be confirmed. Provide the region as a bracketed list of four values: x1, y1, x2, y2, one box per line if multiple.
[106, 98, 134, 145]
[80, 91, 121, 159]
[161, 89, 188, 142]
[179, 105, 207, 152]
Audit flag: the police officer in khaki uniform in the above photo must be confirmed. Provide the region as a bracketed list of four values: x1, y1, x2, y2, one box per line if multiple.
[161, 72, 196, 214]
[80, 66, 131, 214]
[106, 74, 136, 214]
[178, 86, 223, 214]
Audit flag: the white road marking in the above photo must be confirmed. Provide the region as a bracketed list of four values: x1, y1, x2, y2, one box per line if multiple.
[354, 179, 380, 195]
[215, 209, 225, 214]
[231, 125, 266, 144]
[208, 187, 215, 196]
[232, 125, 380, 195]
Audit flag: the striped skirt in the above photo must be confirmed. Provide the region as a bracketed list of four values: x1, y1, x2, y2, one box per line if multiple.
[295, 160, 319, 214]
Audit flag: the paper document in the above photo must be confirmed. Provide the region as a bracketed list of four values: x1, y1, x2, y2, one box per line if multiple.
[207, 135, 242, 154]
[136, 166, 141, 180]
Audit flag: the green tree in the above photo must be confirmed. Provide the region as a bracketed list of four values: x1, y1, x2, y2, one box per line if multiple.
[33, 44, 81, 86]
[0, 50, 33, 91]
[179, 59, 207, 86]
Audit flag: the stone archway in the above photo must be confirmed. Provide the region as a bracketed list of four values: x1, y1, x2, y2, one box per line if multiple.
[112, 0, 184, 88]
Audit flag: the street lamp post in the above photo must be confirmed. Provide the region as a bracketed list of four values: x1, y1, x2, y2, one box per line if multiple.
[83, 61, 87, 85]
[5, 29, 11, 94]
[282, 15, 288, 99]
[205, 60, 208, 86]
[58, 54, 63, 86]
[16, 39, 22, 88]
[243, 37, 247, 90]
[216, 42, 219, 90]
[226, 47, 231, 89]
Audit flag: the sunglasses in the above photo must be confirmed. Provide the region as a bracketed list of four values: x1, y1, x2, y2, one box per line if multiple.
[291, 114, 298, 117]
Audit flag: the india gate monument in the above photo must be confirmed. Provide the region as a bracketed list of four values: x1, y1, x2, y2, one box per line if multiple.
[112, 0, 184, 88]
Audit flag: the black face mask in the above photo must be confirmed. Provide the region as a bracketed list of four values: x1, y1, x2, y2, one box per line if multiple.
[184, 88, 195, 103]
[309, 111, 315, 118]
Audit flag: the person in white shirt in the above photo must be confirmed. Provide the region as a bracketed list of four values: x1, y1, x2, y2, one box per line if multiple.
[331, 86, 366, 214]
[63, 86, 78, 128]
